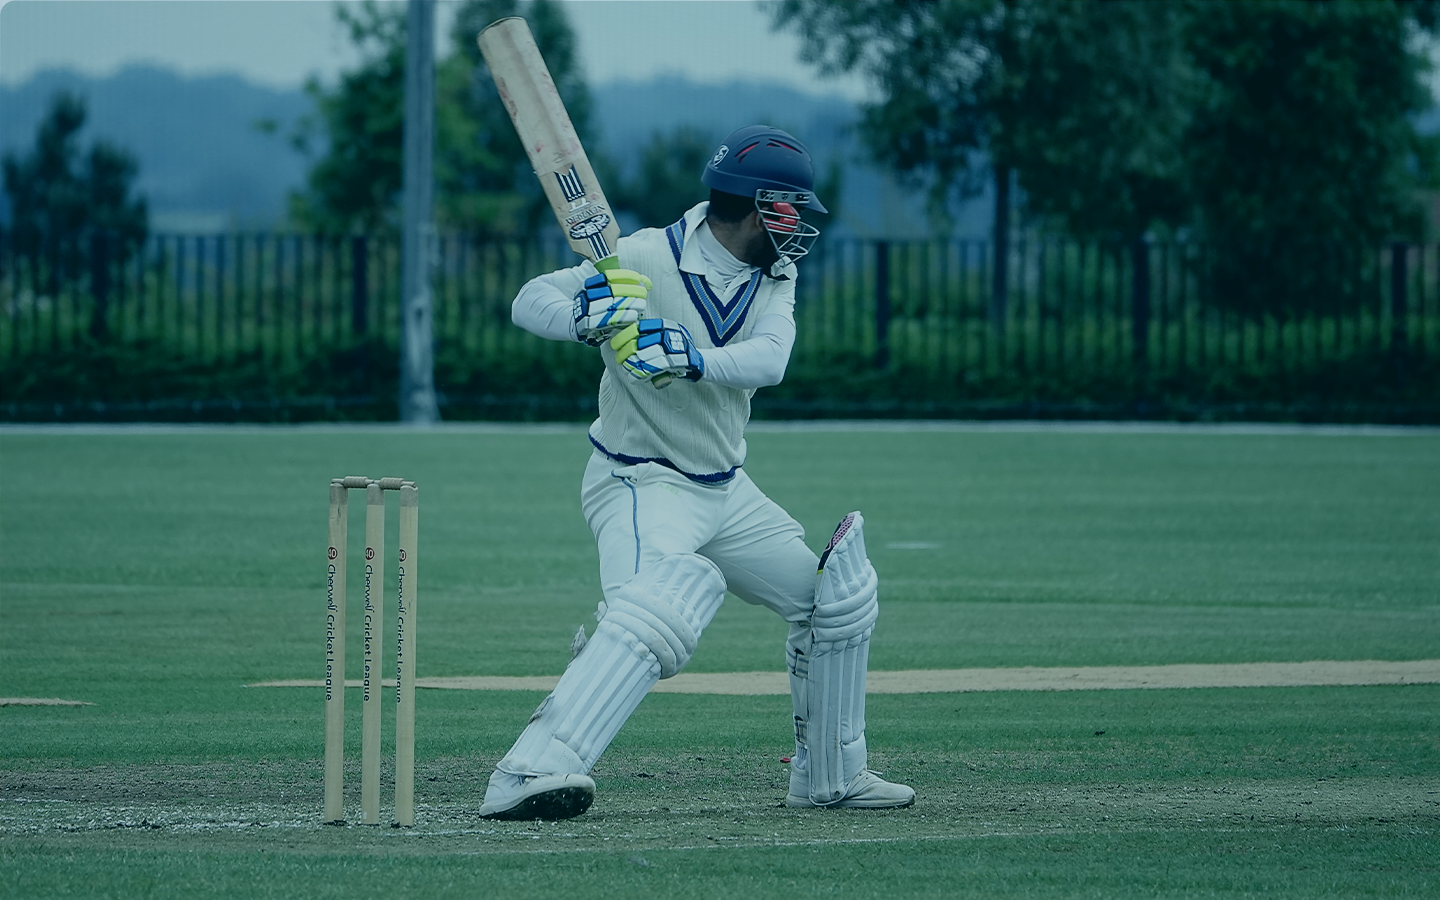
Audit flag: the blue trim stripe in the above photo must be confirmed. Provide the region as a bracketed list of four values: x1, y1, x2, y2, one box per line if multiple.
[665, 218, 761, 347]
[664, 218, 685, 260]
[591, 433, 738, 485]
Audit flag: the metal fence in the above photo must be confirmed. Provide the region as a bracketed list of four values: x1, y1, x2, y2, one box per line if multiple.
[801, 237, 1438, 379]
[2, 232, 557, 367]
[2, 230, 1437, 419]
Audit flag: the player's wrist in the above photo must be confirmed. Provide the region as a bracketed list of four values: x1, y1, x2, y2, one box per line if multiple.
[684, 349, 705, 381]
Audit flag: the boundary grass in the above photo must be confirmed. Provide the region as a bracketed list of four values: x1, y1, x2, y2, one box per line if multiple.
[2, 425, 1436, 898]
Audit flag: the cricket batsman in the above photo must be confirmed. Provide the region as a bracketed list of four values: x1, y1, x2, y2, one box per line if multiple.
[480, 125, 915, 819]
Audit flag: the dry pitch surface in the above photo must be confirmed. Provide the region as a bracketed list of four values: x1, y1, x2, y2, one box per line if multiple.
[6, 741, 1437, 860]
[6, 664, 1438, 859]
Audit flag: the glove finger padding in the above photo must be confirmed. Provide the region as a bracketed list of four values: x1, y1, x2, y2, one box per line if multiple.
[602, 269, 652, 291]
[610, 318, 705, 384]
[573, 269, 651, 346]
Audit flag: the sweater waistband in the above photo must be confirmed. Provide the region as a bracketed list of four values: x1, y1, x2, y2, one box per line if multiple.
[589, 433, 738, 485]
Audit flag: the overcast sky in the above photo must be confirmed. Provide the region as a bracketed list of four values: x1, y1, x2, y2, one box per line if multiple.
[0, 0, 870, 99]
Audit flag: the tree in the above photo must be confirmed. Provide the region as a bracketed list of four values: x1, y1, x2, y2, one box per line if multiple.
[772, 0, 1439, 321]
[1, 91, 148, 306]
[771, 1, 1009, 228]
[768, 1, 1062, 325]
[439, 0, 600, 235]
[1000, 1, 1196, 243]
[769, 1, 1194, 252]
[613, 127, 716, 229]
[285, 0, 595, 235]
[284, 1, 407, 233]
[1185, 0, 1436, 315]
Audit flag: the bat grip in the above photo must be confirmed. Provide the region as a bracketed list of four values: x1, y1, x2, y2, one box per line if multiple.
[594, 255, 618, 273]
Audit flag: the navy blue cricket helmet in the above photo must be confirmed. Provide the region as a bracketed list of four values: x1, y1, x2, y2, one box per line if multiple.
[703, 125, 827, 273]
[701, 125, 828, 214]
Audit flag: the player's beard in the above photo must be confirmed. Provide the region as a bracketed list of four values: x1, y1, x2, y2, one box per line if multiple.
[744, 230, 782, 272]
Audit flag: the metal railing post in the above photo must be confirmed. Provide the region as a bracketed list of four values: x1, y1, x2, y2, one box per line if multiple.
[1132, 236, 1151, 372]
[351, 235, 369, 338]
[89, 231, 110, 341]
[875, 240, 890, 369]
[1391, 241, 1408, 382]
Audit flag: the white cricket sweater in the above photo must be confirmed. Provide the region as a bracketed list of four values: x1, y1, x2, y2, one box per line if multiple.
[512, 202, 798, 482]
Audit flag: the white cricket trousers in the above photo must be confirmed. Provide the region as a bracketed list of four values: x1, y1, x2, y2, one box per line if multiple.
[581, 452, 819, 625]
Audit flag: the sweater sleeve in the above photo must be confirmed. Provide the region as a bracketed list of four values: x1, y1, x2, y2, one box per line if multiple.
[511, 260, 597, 342]
[697, 313, 796, 389]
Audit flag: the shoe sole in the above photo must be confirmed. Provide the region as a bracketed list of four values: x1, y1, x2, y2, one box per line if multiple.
[481, 785, 595, 821]
[785, 793, 916, 810]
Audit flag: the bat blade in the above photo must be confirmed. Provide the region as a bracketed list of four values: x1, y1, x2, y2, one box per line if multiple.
[478, 17, 620, 270]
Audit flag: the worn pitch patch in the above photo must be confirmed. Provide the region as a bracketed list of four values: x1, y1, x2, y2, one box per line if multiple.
[0, 698, 95, 707]
[248, 659, 1440, 695]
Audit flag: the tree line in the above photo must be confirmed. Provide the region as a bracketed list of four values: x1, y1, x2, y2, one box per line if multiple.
[275, 0, 730, 237]
[5, 0, 1440, 321]
[772, 0, 1440, 315]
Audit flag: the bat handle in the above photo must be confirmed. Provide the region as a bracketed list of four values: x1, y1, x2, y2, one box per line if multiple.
[651, 373, 674, 390]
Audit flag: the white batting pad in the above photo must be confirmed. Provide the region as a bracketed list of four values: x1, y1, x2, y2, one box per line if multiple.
[801, 634, 872, 802]
[791, 512, 879, 804]
[602, 553, 727, 678]
[812, 512, 879, 640]
[496, 554, 726, 777]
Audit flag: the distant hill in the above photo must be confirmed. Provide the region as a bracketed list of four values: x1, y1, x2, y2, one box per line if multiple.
[1, 65, 310, 229]
[1, 65, 994, 238]
[589, 78, 995, 238]
[590, 78, 859, 173]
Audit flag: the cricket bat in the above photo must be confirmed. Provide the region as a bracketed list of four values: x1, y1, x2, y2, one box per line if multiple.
[478, 17, 620, 273]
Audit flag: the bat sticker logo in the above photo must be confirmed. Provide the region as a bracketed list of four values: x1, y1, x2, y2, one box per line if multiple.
[328, 547, 338, 560]
[567, 212, 611, 239]
[366, 548, 375, 561]
[555, 166, 587, 205]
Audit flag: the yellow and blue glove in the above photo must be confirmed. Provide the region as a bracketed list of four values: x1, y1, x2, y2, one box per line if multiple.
[610, 318, 705, 384]
[573, 268, 651, 346]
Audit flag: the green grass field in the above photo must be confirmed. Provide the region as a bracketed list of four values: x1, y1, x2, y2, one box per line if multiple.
[2, 423, 1437, 898]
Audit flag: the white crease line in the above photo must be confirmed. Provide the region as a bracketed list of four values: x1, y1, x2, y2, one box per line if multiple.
[247, 660, 1440, 695]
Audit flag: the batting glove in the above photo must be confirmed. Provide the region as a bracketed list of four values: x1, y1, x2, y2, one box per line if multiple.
[610, 318, 705, 383]
[573, 268, 651, 346]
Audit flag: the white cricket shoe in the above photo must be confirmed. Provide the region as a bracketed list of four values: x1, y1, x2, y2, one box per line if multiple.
[786, 770, 916, 809]
[479, 771, 595, 820]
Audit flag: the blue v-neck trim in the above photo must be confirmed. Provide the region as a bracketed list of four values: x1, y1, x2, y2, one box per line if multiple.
[665, 218, 761, 347]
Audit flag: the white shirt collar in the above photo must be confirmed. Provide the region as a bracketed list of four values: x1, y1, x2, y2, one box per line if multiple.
[677, 202, 721, 276]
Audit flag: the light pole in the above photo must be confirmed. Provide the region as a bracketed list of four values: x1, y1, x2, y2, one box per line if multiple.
[398, 0, 440, 423]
